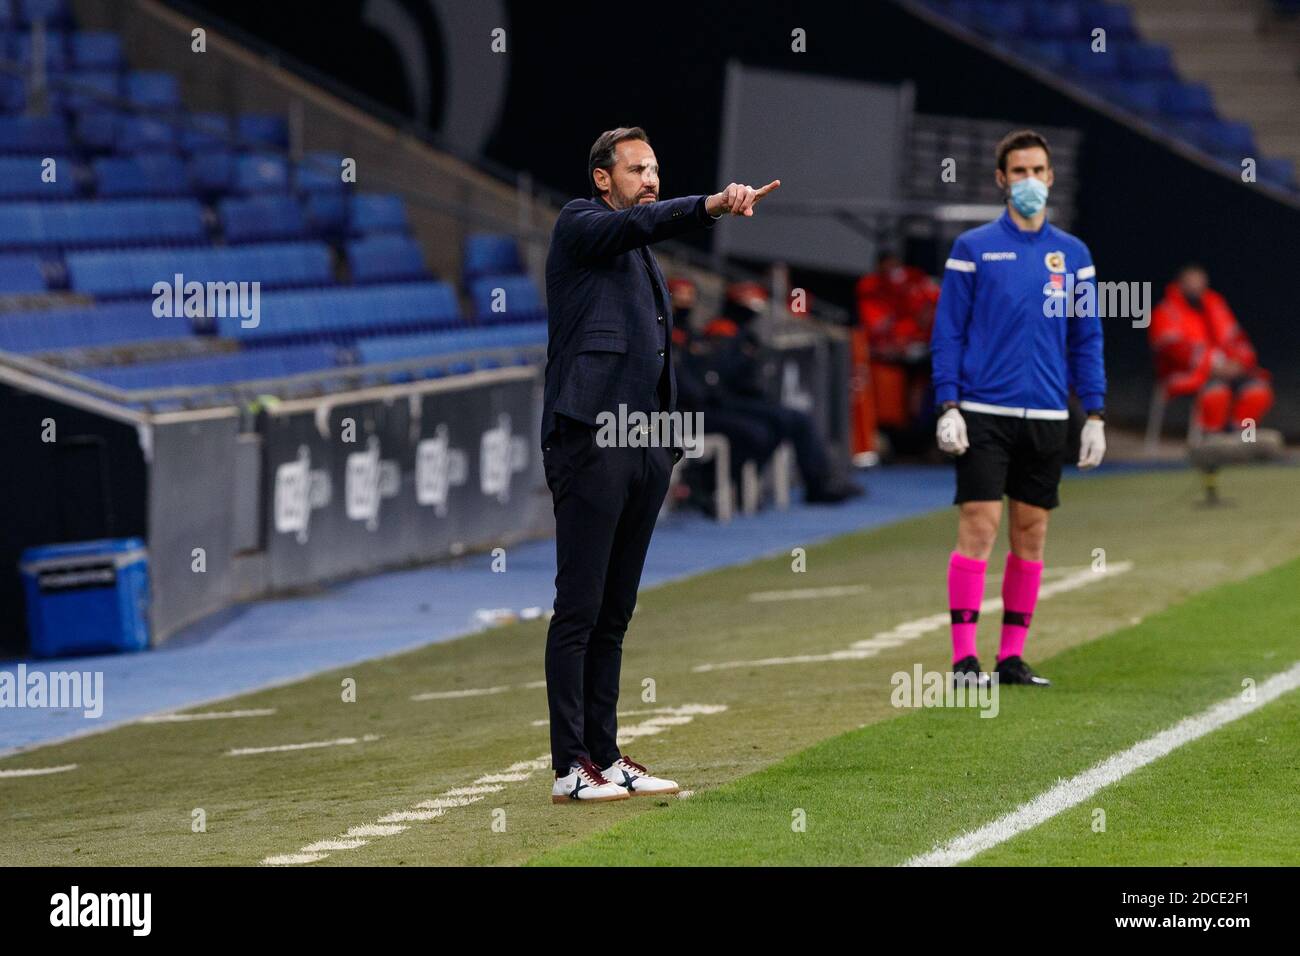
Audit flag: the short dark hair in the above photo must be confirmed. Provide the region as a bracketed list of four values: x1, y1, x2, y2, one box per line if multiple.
[588, 127, 649, 196]
[995, 129, 1051, 172]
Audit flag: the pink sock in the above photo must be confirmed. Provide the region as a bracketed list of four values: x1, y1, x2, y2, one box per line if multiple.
[999, 553, 1044, 662]
[947, 552, 987, 663]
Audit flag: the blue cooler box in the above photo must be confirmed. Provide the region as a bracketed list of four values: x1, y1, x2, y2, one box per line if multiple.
[19, 538, 150, 657]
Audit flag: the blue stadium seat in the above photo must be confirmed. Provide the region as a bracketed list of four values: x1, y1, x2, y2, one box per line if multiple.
[219, 194, 308, 243]
[70, 31, 123, 71]
[214, 281, 460, 342]
[65, 241, 333, 297]
[1066, 44, 1120, 82]
[348, 193, 408, 235]
[125, 71, 181, 110]
[462, 232, 523, 283]
[1084, 2, 1136, 40]
[10, 31, 69, 70]
[1198, 120, 1256, 160]
[469, 274, 544, 324]
[0, 302, 192, 354]
[179, 113, 231, 153]
[295, 152, 346, 192]
[0, 116, 71, 154]
[0, 198, 206, 249]
[0, 156, 76, 199]
[237, 113, 288, 149]
[0, 252, 48, 292]
[304, 192, 346, 238]
[1120, 42, 1176, 81]
[1108, 78, 1172, 118]
[93, 154, 188, 198]
[1026, 5, 1081, 37]
[187, 151, 234, 194]
[346, 234, 428, 283]
[54, 71, 120, 113]
[74, 110, 118, 151]
[1160, 81, 1216, 120]
[19, 0, 71, 26]
[81, 345, 341, 391]
[1257, 157, 1295, 190]
[116, 115, 180, 153]
[353, 322, 547, 368]
[235, 153, 290, 193]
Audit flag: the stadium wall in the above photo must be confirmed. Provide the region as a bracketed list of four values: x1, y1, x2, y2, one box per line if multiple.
[167, 0, 1299, 436]
[0, 366, 548, 655]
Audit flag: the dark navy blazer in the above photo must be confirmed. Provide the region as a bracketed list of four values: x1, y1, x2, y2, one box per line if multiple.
[541, 194, 716, 446]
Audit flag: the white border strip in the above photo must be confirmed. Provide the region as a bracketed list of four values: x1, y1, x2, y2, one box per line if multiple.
[903, 660, 1300, 867]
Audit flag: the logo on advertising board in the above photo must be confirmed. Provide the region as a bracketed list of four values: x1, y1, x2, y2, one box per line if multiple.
[415, 423, 469, 516]
[274, 445, 332, 544]
[479, 413, 529, 504]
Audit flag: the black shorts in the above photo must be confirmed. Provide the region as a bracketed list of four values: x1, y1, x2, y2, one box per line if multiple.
[954, 409, 1068, 510]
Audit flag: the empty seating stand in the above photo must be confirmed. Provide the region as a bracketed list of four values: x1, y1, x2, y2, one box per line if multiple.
[0, 198, 206, 250]
[0, 302, 192, 353]
[213, 281, 461, 344]
[80, 344, 341, 391]
[469, 274, 545, 324]
[346, 234, 428, 283]
[65, 241, 333, 297]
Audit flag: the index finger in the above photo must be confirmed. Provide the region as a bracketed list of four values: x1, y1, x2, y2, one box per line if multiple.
[753, 179, 782, 200]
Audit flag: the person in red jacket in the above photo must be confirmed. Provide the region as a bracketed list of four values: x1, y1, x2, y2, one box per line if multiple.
[1149, 264, 1273, 432]
[855, 252, 939, 360]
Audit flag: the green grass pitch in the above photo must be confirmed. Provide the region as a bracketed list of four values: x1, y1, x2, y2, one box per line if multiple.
[0, 464, 1297, 866]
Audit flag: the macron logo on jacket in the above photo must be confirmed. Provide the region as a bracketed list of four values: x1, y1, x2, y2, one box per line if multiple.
[931, 210, 1106, 416]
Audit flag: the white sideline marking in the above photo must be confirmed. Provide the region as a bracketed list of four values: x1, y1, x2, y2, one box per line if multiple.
[0, 763, 77, 779]
[302, 839, 368, 852]
[260, 704, 727, 865]
[748, 584, 869, 602]
[411, 686, 511, 701]
[263, 852, 327, 866]
[696, 562, 1134, 672]
[226, 734, 380, 756]
[345, 824, 406, 837]
[415, 796, 484, 811]
[139, 708, 276, 723]
[903, 661, 1300, 867]
[530, 704, 728, 727]
[378, 809, 444, 823]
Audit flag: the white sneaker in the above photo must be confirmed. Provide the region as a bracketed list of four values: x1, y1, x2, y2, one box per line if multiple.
[601, 755, 680, 797]
[551, 758, 631, 804]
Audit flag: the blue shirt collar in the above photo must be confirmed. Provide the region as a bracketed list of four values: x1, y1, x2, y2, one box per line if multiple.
[999, 207, 1049, 240]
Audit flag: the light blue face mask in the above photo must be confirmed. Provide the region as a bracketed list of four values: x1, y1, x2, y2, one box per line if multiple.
[1008, 176, 1049, 217]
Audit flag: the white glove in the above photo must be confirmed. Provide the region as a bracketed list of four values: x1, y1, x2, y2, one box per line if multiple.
[936, 407, 969, 455]
[1078, 418, 1106, 469]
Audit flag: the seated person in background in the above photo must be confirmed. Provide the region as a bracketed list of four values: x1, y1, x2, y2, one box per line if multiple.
[855, 252, 939, 453]
[673, 278, 863, 505]
[1149, 264, 1273, 434]
[669, 279, 781, 506]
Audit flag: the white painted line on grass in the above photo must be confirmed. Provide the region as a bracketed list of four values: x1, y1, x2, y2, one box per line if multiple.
[697, 562, 1134, 672]
[411, 686, 511, 701]
[748, 584, 869, 602]
[259, 704, 728, 865]
[138, 708, 277, 723]
[903, 660, 1300, 867]
[0, 763, 77, 779]
[226, 734, 380, 756]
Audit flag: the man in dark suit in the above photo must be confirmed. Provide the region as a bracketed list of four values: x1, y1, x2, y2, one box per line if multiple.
[542, 126, 779, 802]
